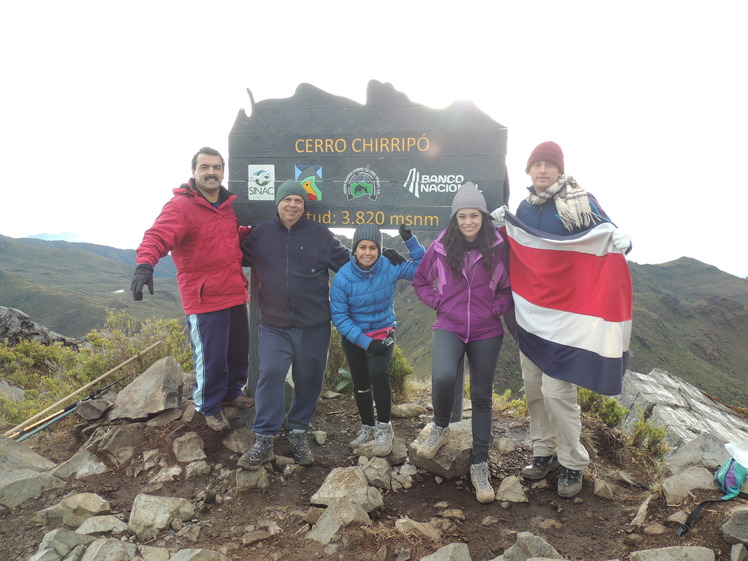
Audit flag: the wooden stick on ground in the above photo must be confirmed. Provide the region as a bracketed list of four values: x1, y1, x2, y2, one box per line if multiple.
[3, 340, 162, 438]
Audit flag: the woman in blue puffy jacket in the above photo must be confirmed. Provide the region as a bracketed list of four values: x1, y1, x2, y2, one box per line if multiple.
[330, 223, 425, 456]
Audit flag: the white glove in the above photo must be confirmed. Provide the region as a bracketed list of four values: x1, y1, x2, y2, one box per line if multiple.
[490, 205, 508, 226]
[612, 230, 631, 251]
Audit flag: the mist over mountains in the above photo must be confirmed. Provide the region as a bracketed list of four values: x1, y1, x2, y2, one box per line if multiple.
[1, 233, 746, 408]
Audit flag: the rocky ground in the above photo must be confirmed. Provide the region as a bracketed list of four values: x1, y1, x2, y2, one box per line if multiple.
[0, 387, 740, 561]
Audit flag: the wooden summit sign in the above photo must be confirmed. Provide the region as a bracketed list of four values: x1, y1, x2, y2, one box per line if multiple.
[228, 80, 508, 230]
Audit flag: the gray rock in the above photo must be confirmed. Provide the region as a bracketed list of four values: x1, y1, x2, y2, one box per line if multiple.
[168, 549, 230, 561]
[311, 466, 384, 513]
[661, 466, 717, 505]
[391, 403, 428, 418]
[495, 475, 527, 503]
[628, 546, 715, 561]
[0, 377, 24, 401]
[722, 505, 748, 545]
[0, 468, 65, 508]
[58, 492, 111, 528]
[28, 528, 96, 561]
[665, 433, 731, 475]
[408, 420, 473, 479]
[630, 494, 653, 526]
[138, 545, 172, 561]
[127, 493, 195, 541]
[236, 467, 270, 492]
[732, 543, 748, 561]
[360, 456, 392, 490]
[75, 514, 128, 535]
[85, 423, 146, 467]
[488, 532, 563, 561]
[173, 432, 206, 463]
[0, 434, 56, 472]
[616, 369, 748, 455]
[80, 538, 138, 560]
[395, 517, 441, 541]
[0, 306, 79, 348]
[594, 479, 615, 500]
[109, 356, 184, 420]
[185, 461, 211, 479]
[51, 449, 108, 479]
[420, 542, 472, 561]
[307, 497, 371, 544]
[76, 399, 113, 421]
[145, 407, 183, 427]
[149, 465, 183, 483]
[222, 427, 253, 454]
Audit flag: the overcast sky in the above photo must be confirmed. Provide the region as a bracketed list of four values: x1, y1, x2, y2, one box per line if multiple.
[2, 1, 746, 277]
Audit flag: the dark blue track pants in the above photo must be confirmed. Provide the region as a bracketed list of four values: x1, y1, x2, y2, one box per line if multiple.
[252, 323, 331, 435]
[187, 304, 249, 416]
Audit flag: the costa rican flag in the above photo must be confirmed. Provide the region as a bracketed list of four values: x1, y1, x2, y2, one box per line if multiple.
[503, 212, 632, 395]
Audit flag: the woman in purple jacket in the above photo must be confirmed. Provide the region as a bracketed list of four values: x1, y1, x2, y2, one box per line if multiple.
[413, 182, 513, 504]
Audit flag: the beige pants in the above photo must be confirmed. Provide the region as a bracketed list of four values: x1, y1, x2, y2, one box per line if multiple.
[520, 352, 590, 471]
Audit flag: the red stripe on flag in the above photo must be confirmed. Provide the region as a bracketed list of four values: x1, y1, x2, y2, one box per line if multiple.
[508, 238, 632, 322]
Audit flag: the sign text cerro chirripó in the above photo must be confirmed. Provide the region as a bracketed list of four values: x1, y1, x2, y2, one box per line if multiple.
[228, 81, 509, 230]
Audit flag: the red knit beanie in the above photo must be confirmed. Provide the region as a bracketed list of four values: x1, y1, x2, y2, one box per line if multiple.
[525, 141, 564, 174]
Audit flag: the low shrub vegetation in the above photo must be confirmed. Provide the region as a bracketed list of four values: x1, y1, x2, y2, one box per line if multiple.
[0, 310, 191, 429]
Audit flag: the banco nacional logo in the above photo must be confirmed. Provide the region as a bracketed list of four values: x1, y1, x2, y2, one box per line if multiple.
[403, 168, 465, 199]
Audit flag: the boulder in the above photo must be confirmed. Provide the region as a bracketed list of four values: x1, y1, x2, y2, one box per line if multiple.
[109, 357, 184, 420]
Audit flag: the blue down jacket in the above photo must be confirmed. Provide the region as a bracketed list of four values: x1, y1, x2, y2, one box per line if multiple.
[330, 235, 425, 350]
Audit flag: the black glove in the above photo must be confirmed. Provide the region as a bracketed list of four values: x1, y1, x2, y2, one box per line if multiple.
[398, 223, 412, 241]
[131, 264, 154, 301]
[366, 338, 393, 356]
[382, 247, 406, 266]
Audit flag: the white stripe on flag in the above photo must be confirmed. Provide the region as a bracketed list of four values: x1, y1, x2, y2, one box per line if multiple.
[513, 292, 632, 358]
[505, 219, 617, 256]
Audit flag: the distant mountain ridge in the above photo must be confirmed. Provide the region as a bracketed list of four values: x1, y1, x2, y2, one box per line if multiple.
[1, 233, 746, 408]
[16, 237, 177, 278]
[0, 235, 183, 337]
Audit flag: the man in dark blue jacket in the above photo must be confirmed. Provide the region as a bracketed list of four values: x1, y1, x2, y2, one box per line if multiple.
[237, 180, 350, 468]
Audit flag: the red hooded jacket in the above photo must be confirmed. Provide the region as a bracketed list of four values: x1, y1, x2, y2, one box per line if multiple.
[136, 179, 249, 315]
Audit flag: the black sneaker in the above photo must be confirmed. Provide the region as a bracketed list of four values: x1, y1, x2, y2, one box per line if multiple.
[521, 453, 561, 480]
[557, 466, 583, 498]
[238, 434, 274, 469]
[287, 430, 314, 466]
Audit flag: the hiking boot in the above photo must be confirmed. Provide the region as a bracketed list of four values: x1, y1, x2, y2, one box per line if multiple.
[288, 430, 314, 466]
[372, 422, 394, 457]
[238, 434, 274, 469]
[557, 466, 584, 498]
[349, 424, 376, 449]
[521, 453, 561, 480]
[470, 461, 495, 504]
[222, 395, 255, 409]
[417, 424, 450, 459]
[204, 411, 230, 432]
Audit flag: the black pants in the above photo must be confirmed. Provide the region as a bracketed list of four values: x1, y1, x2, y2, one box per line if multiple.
[341, 337, 394, 426]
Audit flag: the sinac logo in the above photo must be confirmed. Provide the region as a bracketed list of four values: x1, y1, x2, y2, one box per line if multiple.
[250, 169, 272, 187]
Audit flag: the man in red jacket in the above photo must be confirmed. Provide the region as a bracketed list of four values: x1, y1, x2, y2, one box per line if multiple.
[131, 147, 252, 431]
